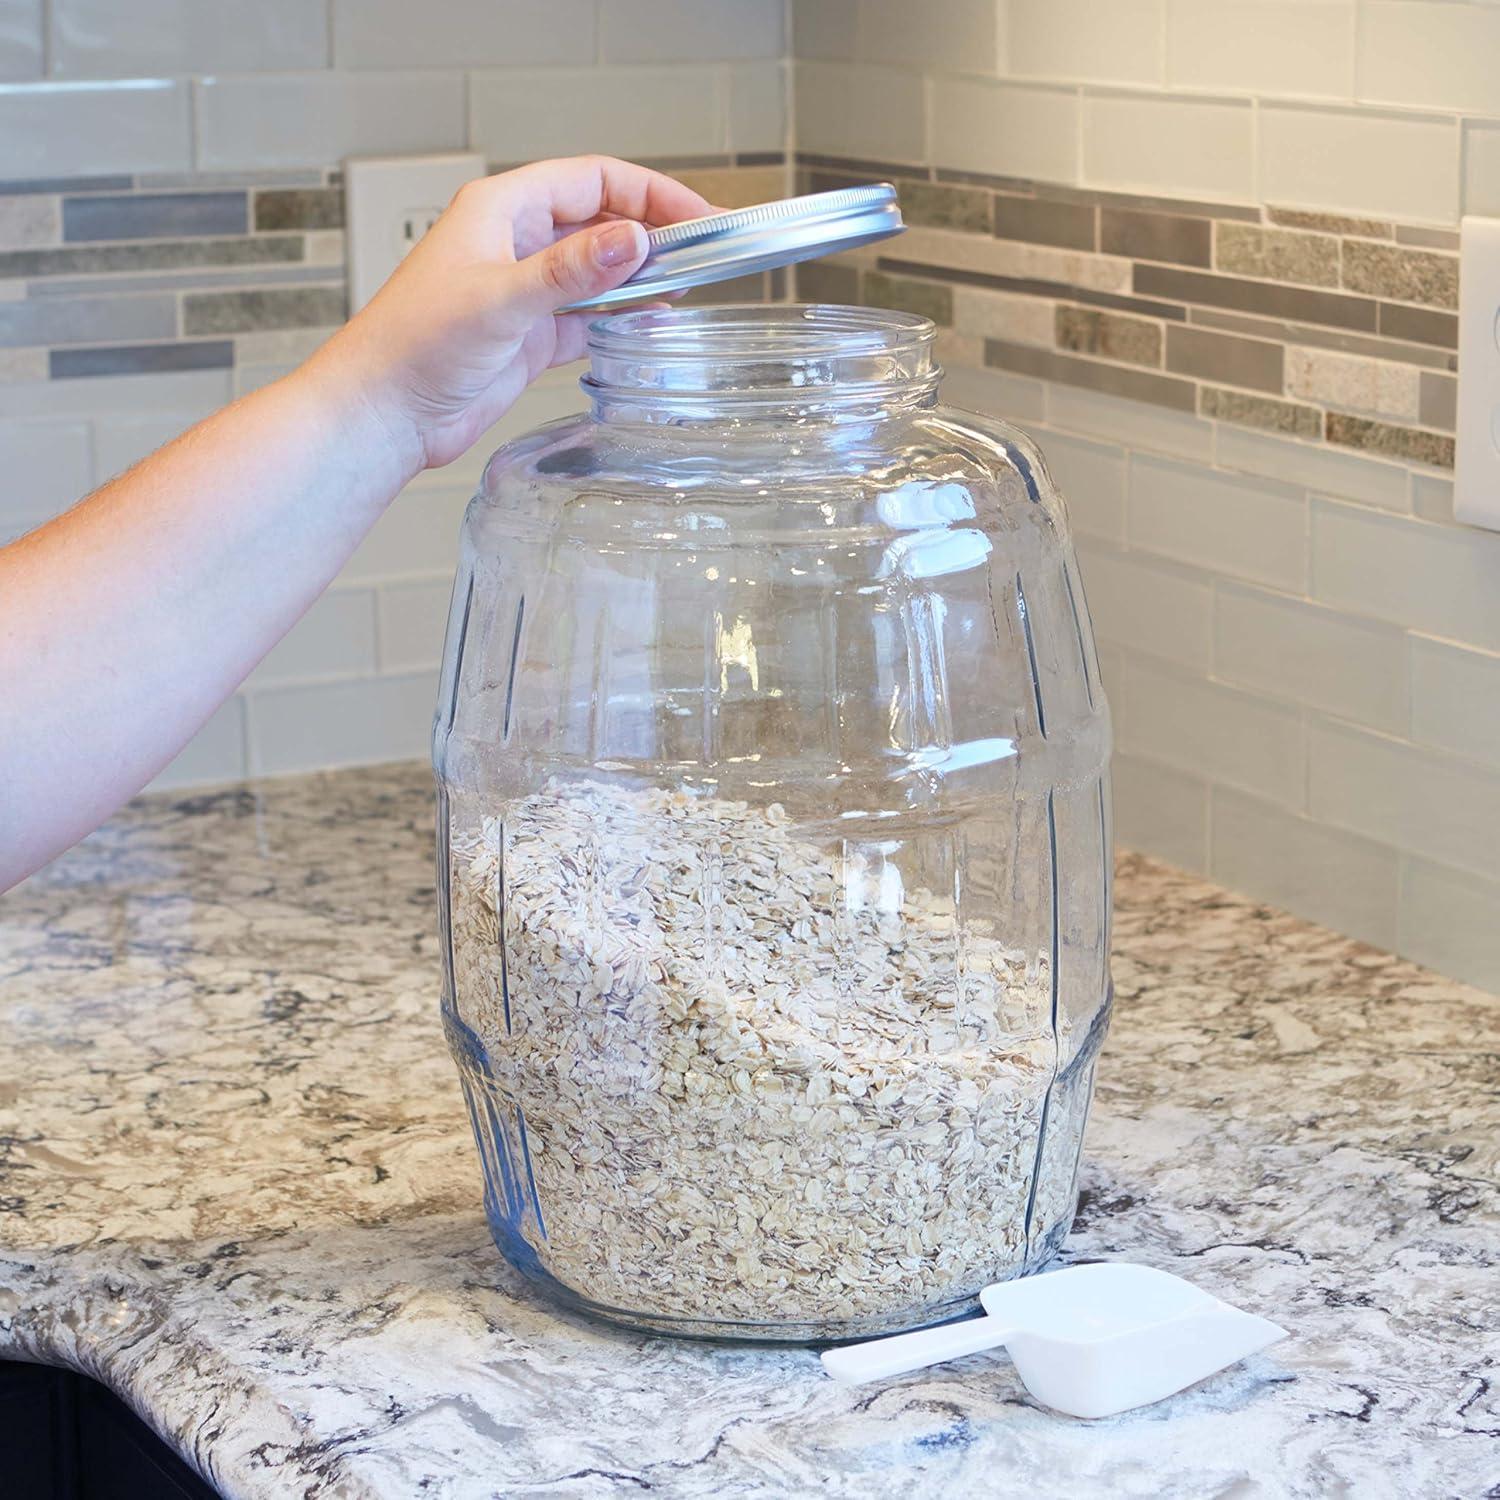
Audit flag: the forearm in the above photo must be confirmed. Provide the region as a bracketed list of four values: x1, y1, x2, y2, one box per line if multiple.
[0, 355, 421, 886]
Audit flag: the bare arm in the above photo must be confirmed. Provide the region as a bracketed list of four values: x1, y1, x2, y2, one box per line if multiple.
[0, 157, 709, 889]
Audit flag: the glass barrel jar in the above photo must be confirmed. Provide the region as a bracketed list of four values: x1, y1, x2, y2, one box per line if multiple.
[434, 305, 1112, 1342]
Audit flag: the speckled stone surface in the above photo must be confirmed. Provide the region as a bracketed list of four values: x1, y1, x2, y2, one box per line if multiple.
[1, 763, 1496, 1499]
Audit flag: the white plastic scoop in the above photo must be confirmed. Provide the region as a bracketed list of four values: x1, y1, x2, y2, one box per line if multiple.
[820, 1263, 1288, 1419]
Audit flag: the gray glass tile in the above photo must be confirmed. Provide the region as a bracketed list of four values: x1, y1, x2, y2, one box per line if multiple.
[0, 175, 133, 196]
[1100, 208, 1211, 267]
[984, 337, 1197, 411]
[797, 151, 933, 180]
[1395, 224, 1461, 251]
[1166, 324, 1283, 393]
[0, 293, 176, 348]
[1135, 263, 1378, 332]
[795, 261, 860, 303]
[994, 195, 1095, 251]
[1419, 371, 1458, 432]
[1041, 185, 1260, 222]
[139, 169, 326, 190]
[733, 151, 786, 167]
[1187, 306, 1456, 372]
[50, 340, 234, 379]
[63, 192, 248, 243]
[876, 255, 1188, 319]
[863, 270, 952, 324]
[29, 264, 344, 299]
[935, 166, 1035, 193]
[0, 236, 303, 280]
[1378, 302, 1458, 349]
[183, 285, 346, 335]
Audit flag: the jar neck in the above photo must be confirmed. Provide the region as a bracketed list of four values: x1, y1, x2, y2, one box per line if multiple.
[581, 303, 941, 426]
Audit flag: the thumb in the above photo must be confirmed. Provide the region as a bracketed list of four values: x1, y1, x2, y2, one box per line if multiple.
[510, 219, 648, 319]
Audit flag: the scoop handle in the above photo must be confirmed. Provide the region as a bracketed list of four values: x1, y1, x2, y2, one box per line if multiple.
[820, 1314, 1012, 1386]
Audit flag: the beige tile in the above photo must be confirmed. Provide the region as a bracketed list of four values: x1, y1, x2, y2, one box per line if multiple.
[940, 361, 1048, 422]
[858, 0, 1002, 72]
[1082, 92, 1254, 201]
[0, 80, 190, 178]
[898, 179, 993, 233]
[247, 670, 439, 777]
[1073, 539, 1212, 668]
[601, 0, 782, 62]
[1032, 429, 1127, 541]
[1165, 0, 1355, 101]
[677, 165, 785, 210]
[54, 0, 325, 75]
[0, 192, 56, 250]
[199, 71, 465, 172]
[1047, 383, 1216, 461]
[1056, 306, 1162, 367]
[247, 588, 378, 689]
[1215, 423, 1410, 510]
[1325, 413, 1452, 469]
[1214, 581, 1407, 733]
[1214, 222, 1339, 287]
[930, 76, 1080, 183]
[0, 347, 45, 384]
[1009, 0, 1163, 85]
[951, 284, 1056, 346]
[1398, 857, 1500, 994]
[1112, 752, 1208, 872]
[1128, 453, 1308, 591]
[1463, 121, 1500, 218]
[1259, 103, 1460, 224]
[1311, 499, 1500, 651]
[1210, 786, 1398, 950]
[1358, 0, 1500, 115]
[1199, 387, 1322, 440]
[932, 328, 982, 369]
[1310, 719, 1500, 882]
[793, 61, 925, 164]
[1286, 346, 1420, 422]
[1117, 654, 1306, 808]
[147, 698, 246, 793]
[863, 269, 952, 324]
[987, 338, 1196, 410]
[1342, 238, 1458, 311]
[894, 225, 1132, 292]
[1410, 636, 1500, 772]
[377, 579, 456, 673]
[728, 61, 787, 154]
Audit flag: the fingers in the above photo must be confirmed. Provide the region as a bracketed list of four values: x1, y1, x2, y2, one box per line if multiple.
[503, 218, 649, 323]
[488, 155, 711, 233]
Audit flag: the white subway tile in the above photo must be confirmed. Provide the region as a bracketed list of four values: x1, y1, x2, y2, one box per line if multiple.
[1259, 103, 1460, 225]
[1286, 346, 1420, 424]
[1410, 473, 1454, 524]
[0, 366, 231, 418]
[1464, 120, 1500, 218]
[1358, 0, 1500, 115]
[1047, 382, 1216, 462]
[1035, 429, 1127, 542]
[1310, 719, 1500, 882]
[1112, 751, 1209, 872]
[247, 670, 439, 777]
[859, 0, 1003, 73]
[1096, 640, 1124, 708]
[1166, 0, 1354, 101]
[334, 0, 595, 68]
[92, 412, 202, 483]
[378, 578, 456, 673]
[896, 226, 1129, 292]
[1398, 856, 1500, 994]
[1210, 785, 1398, 949]
[1083, 91, 1254, 201]
[602, 0, 782, 62]
[197, 72, 466, 173]
[1118, 654, 1306, 808]
[1009, 0, 1163, 85]
[53, 0, 325, 77]
[940, 362, 1048, 423]
[792, 0, 858, 61]
[1214, 423, 1409, 512]
[1311, 499, 1500, 651]
[1074, 540, 1213, 669]
[793, 61, 925, 164]
[1410, 635, 1500, 772]
[1129, 453, 1308, 591]
[930, 77, 1080, 183]
[0, 419, 90, 533]
[147, 697, 247, 793]
[472, 65, 726, 163]
[234, 362, 298, 398]
[0, 0, 41, 81]
[341, 489, 470, 583]
[247, 589, 378, 689]
[1214, 581, 1407, 733]
[728, 61, 786, 154]
[0, 191, 57, 249]
[0, 80, 191, 178]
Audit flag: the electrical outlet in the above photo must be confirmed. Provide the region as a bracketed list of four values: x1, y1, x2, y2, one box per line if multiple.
[1456, 215, 1500, 532]
[344, 152, 486, 312]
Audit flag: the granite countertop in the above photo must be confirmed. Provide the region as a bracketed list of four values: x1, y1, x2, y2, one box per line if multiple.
[1, 763, 1495, 1498]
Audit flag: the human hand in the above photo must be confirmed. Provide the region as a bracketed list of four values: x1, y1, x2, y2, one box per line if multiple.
[310, 155, 711, 474]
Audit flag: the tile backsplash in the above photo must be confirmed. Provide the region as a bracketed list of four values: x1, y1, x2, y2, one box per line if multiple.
[3, 0, 1499, 992]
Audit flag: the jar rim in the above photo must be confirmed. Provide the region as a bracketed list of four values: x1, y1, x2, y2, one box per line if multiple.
[585, 302, 935, 361]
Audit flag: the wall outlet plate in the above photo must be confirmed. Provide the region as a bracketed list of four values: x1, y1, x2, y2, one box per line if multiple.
[344, 152, 486, 312]
[1456, 214, 1500, 532]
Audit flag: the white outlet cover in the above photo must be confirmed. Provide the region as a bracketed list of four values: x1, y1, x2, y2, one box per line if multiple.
[344, 152, 486, 312]
[1456, 214, 1500, 532]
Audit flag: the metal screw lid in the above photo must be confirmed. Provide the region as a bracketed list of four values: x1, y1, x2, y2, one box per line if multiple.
[559, 182, 905, 313]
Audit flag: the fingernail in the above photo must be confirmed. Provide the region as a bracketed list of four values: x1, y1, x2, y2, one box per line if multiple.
[595, 221, 645, 269]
